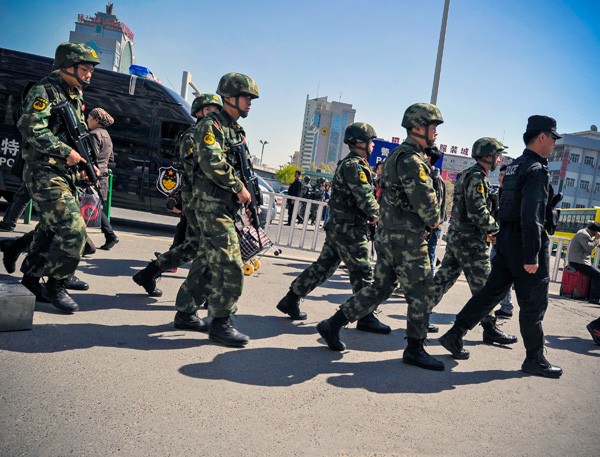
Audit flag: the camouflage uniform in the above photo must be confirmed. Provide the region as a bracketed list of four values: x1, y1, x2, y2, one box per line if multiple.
[172, 121, 211, 313]
[17, 72, 87, 279]
[290, 151, 378, 297]
[191, 109, 247, 318]
[339, 136, 441, 339]
[430, 162, 498, 303]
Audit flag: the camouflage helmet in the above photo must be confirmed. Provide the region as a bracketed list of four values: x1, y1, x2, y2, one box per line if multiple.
[401, 103, 444, 130]
[471, 137, 506, 159]
[216, 73, 259, 99]
[191, 93, 222, 116]
[53, 42, 100, 69]
[344, 122, 377, 145]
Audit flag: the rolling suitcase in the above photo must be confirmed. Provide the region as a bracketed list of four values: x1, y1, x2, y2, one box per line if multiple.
[560, 265, 590, 299]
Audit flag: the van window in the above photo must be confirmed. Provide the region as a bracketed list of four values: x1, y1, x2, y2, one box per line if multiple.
[0, 91, 19, 126]
[160, 121, 190, 158]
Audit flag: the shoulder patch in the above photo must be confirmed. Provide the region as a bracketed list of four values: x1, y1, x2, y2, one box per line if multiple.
[418, 166, 428, 182]
[476, 182, 485, 194]
[359, 171, 368, 183]
[32, 97, 48, 111]
[203, 131, 215, 145]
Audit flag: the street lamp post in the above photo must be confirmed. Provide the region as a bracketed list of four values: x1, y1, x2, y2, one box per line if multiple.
[259, 140, 268, 165]
[431, 0, 450, 105]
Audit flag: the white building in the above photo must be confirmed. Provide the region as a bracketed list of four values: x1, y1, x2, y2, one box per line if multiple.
[69, 3, 134, 73]
[548, 125, 600, 208]
[298, 96, 355, 169]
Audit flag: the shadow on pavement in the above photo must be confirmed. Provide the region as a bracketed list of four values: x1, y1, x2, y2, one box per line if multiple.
[179, 346, 525, 393]
[545, 334, 600, 358]
[0, 323, 206, 353]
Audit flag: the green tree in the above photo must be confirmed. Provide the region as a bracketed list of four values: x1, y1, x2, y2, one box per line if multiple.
[319, 162, 337, 174]
[276, 164, 301, 185]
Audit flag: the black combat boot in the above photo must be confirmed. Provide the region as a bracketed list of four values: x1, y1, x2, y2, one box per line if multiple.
[21, 275, 50, 303]
[45, 277, 79, 313]
[174, 310, 208, 332]
[316, 310, 349, 351]
[356, 312, 391, 334]
[402, 337, 445, 371]
[521, 351, 562, 378]
[64, 275, 89, 291]
[132, 260, 163, 297]
[428, 323, 439, 333]
[100, 235, 119, 251]
[439, 324, 470, 359]
[1, 237, 28, 274]
[481, 316, 518, 345]
[209, 316, 249, 347]
[276, 290, 307, 320]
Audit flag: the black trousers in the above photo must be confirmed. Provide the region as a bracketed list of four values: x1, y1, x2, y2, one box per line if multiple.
[455, 225, 550, 358]
[171, 213, 188, 249]
[568, 262, 600, 300]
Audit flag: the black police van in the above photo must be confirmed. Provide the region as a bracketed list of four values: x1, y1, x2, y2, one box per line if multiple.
[0, 47, 194, 214]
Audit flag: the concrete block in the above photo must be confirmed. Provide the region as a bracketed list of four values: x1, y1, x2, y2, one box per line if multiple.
[0, 280, 35, 332]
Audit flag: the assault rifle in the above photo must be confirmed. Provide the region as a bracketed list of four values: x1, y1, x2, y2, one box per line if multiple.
[231, 141, 264, 247]
[52, 100, 99, 187]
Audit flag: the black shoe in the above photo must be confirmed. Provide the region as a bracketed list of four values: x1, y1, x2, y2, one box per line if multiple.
[402, 338, 445, 371]
[439, 329, 470, 360]
[317, 319, 346, 351]
[427, 323, 439, 333]
[276, 290, 307, 320]
[356, 312, 391, 334]
[174, 311, 208, 332]
[521, 355, 562, 378]
[481, 317, 518, 345]
[21, 275, 50, 303]
[588, 298, 600, 305]
[99, 236, 119, 251]
[1, 238, 25, 274]
[587, 320, 600, 345]
[64, 275, 89, 291]
[209, 316, 249, 347]
[0, 220, 15, 232]
[45, 278, 79, 313]
[495, 309, 513, 319]
[133, 260, 163, 297]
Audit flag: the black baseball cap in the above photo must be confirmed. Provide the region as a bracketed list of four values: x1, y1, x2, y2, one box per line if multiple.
[526, 115, 562, 139]
[588, 223, 600, 232]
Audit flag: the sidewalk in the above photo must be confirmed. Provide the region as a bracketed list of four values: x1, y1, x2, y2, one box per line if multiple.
[0, 219, 598, 456]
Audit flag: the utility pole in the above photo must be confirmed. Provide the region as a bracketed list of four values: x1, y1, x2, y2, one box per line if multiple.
[431, 0, 450, 105]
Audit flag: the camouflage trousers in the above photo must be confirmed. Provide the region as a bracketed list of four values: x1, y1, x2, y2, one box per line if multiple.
[340, 228, 434, 339]
[430, 230, 491, 308]
[156, 190, 200, 271]
[172, 193, 211, 315]
[290, 224, 372, 297]
[178, 203, 242, 318]
[20, 164, 85, 279]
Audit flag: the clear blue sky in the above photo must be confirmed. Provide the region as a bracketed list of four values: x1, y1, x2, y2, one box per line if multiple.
[1, 0, 599, 167]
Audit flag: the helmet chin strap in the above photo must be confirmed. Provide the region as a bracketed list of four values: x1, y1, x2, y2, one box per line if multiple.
[480, 155, 498, 171]
[409, 125, 435, 147]
[223, 96, 248, 118]
[60, 65, 90, 87]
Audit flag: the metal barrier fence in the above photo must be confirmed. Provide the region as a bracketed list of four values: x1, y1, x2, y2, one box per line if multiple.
[262, 192, 328, 252]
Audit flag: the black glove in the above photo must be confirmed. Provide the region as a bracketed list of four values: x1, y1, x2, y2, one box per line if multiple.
[425, 146, 442, 165]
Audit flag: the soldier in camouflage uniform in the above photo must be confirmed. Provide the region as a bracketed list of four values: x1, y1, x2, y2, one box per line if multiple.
[430, 138, 517, 346]
[317, 103, 446, 371]
[133, 94, 222, 302]
[16, 42, 100, 313]
[188, 73, 259, 347]
[276, 123, 390, 334]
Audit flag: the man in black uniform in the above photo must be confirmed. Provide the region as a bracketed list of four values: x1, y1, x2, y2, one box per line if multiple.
[286, 170, 303, 225]
[439, 115, 563, 379]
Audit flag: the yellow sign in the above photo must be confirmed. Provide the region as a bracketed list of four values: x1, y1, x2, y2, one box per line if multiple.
[32, 97, 48, 111]
[321, 128, 328, 136]
[203, 132, 215, 145]
[359, 171, 368, 183]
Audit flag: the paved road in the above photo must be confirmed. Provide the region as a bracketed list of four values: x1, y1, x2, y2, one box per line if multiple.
[0, 212, 598, 456]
